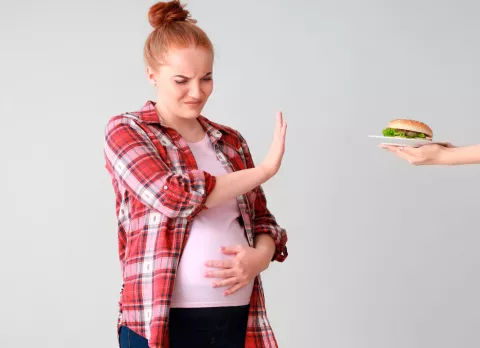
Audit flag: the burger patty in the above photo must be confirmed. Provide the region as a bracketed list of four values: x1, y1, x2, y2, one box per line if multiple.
[394, 129, 428, 138]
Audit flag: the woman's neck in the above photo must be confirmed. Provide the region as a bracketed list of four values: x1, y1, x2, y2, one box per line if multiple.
[154, 102, 205, 142]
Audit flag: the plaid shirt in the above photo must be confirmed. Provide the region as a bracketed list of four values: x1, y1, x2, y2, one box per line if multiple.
[103, 100, 288, 347]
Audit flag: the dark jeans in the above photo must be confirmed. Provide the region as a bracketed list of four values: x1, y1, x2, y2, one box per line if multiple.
[119, 305, 250, 348]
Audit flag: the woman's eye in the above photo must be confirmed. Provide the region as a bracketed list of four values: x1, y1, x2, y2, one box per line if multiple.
[175, 78, 212, 84]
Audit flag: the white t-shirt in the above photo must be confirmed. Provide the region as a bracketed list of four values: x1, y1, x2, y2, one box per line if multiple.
[170, 134, 254, 308]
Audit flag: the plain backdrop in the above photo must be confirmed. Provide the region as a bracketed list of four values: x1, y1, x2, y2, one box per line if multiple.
[2, 0, 480, 347]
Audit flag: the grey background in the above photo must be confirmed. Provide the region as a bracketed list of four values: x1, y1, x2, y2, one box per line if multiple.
[2, 0, 480, 347]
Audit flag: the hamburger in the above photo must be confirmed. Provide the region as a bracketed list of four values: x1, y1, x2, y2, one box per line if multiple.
[382, 119, 433, 140]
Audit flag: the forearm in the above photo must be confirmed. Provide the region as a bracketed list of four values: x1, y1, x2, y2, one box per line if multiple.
[254, 234, 276, 270]
[254, 233, 276, 257]
[441, 145, 480, 165]
[205, 166, 270, 208]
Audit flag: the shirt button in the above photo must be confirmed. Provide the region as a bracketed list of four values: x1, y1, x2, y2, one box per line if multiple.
[163, 185, 168, 190]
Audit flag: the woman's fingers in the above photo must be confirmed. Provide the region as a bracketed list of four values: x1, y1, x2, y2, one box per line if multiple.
[204, 269, 235, 279]
[211, 277, 238, 289]
[204, 259, 234, 269]
[223, 282, 245, 296]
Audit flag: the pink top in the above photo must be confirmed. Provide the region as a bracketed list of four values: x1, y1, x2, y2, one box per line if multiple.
[170, 133, 254, 308]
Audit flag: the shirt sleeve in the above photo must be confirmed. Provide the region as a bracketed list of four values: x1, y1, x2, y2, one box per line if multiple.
[104, 116, 216, 220]
[238, 132, 288, 262]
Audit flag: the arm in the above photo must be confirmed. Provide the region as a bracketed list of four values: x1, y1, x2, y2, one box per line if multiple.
[104, 116, 273, 219]
[254, 233, 276, 260]
[203, 113, 288, 294]
[440, 145, 480, 165]
[382, 143, 480, 166]
[239, 133, 289, 262]
[205, 166, 270, 208]
[104, 117, 217, 220]
[207, 111, 287, 206]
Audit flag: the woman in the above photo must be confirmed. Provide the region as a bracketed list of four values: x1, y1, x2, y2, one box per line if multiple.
[381, 143, 480, 165]
[103, 1, 288, 347]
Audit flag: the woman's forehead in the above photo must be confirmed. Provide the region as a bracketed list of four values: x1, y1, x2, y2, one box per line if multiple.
[161, 46, 213, 75]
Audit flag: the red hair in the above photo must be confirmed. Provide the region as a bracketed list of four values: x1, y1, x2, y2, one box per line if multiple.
[144, 1, 214, 69]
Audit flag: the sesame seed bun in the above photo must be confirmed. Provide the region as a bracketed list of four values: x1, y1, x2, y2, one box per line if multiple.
[386, 119, 433, 138]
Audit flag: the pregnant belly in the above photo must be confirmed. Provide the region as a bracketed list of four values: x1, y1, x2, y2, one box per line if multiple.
[170, 219, 254, 308]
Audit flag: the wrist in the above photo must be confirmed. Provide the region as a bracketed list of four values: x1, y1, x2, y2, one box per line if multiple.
[438, 147, 457, 165]
[257, 164, 273, 182]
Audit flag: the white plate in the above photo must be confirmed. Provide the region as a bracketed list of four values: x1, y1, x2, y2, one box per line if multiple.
[368, 135, 449, 147]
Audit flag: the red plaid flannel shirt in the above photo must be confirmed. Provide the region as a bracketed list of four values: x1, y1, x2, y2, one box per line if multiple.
[103, 100, 288, 347]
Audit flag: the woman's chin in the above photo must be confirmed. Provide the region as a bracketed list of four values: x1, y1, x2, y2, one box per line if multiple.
[179, 107, 204, 119]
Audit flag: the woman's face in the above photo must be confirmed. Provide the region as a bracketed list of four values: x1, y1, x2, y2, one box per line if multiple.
[147, 45, 214, 120]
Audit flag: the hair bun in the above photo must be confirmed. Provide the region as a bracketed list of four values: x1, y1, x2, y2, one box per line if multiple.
[148, 1, 196, 30]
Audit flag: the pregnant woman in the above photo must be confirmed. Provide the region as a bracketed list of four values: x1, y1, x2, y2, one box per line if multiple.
[103, 1, 289, 347]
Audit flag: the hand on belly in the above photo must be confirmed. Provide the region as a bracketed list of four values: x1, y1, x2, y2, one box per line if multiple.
[204, 244, 272, 296]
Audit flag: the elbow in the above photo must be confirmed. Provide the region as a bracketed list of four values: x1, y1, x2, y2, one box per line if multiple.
[270, 231, 288, 262]
[144, 170, 216, 220]
[254, 223, 288, 262]
[273, 244, 288, 262]
[152, 189, 209, 220]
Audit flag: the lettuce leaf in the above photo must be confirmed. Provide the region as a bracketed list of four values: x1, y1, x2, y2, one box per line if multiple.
[382, 128, 426, 138]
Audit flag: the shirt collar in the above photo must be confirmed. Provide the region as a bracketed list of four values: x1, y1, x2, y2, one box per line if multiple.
[130, 100, 223, 143]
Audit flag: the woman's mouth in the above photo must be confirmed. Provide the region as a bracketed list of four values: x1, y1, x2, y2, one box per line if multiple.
[184, 100, 202, 108]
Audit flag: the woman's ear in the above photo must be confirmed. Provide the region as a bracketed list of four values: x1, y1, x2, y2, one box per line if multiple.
[146, 66, 157, 86]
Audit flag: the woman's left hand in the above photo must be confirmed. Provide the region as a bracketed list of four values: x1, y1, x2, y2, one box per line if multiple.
[204, 245, 272, 296]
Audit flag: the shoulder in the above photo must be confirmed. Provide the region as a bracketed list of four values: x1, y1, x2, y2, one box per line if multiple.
[105, 100, 158, 135]
[104, 112, 155, 139]
[105, 112, 138, 129]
